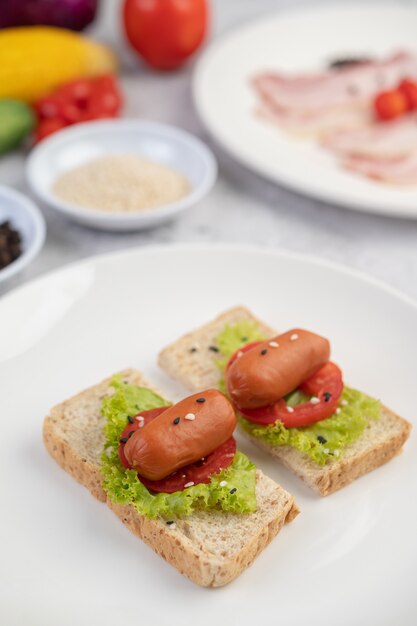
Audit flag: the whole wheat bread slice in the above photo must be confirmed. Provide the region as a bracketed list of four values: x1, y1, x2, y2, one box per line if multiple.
[43, 368, 298, 587]
[158, 307, 412, 496]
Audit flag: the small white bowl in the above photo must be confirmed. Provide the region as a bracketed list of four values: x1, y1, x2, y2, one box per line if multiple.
[0, 186, 46, 285]
[26, 119, 217, 231]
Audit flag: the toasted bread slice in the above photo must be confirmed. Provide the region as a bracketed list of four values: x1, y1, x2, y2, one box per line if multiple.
[158, 307, 411, 496]
[158, 306, 275, 392]
[43, 368, 298, 587]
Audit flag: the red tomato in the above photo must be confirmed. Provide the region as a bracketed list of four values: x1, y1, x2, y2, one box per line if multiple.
[374, 89, 408, 121]
[398, 79, 417, 111]
[118, 407, 236, 493]
[123, 0, 208, 71]
[35, 118, 67, 142]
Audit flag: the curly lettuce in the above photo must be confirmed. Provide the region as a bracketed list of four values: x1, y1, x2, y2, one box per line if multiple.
[100, 377, 257, 519]
[239, 386, 380, 465]
[215, 319, 267, 391]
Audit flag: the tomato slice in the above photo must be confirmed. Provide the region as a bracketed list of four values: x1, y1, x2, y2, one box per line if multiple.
[237, 362, 343, 427]
[118, 407, 236, 494]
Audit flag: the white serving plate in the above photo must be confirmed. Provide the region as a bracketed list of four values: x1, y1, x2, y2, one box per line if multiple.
[0, 185, 45, 284]
[0, 244, 415, 626]
[194, 4, 417, 218]
[26, 119, 217, 231]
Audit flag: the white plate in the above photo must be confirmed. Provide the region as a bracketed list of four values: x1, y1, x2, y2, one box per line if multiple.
[194, 4, 417, 218]
[0, 185, 45, 284]
[0, 245, 415, 626]
[26, 119, 217, 231]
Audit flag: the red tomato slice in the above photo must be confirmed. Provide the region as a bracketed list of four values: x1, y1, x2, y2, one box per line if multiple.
[118, 408, 236, 493]
[237, 362, 343, 427]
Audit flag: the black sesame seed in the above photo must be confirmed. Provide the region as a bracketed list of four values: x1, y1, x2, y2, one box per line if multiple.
[127, 415, 134, 424]
[128, 430, 135, 438]
[196, 397, 206, 403]
[261, 349, 268, 355]
[317, 435, 327, 444]
[190, 347, 197, 353]
[209, 345, 219, 353]
[166, 520, 174, 525]
[323, 392, 332, 403]
[173, 417, 180, 425]
[230, 487, 237, 494]
[120, 437, 128, 443]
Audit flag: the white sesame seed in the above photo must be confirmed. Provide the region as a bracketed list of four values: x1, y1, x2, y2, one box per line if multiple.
[290, 333, 299, 341]
[334, 450, 340, 457]
[181, 474, 186, 478]
[237, 351, 243, 358]
[136, 415, 145, 423]
[286, 406, 294, 413]
[184, 413, 195, 421]
[168, 522, 176, 529]
[310, 396, 320, 405]
[341, 399, 348, 406]
[269, 341, 279, 348]
[219, 480, 227, 487]
[336, 408, 341, 415]
[184, 481, 195, 488]
[105, 446, 113, 457]
[323, 448, 330, 454]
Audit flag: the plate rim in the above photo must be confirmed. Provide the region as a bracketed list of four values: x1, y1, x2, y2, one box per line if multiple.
[193, 2, 417, 219]
[1, 242, 416, 315]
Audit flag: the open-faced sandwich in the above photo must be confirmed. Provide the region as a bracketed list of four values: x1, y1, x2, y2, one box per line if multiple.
[43, 369, 298, 587]
[158, 307, 411, 496]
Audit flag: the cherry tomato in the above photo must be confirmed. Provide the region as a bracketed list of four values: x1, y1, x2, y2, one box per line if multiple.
[398, 79, 417, 111]
[374, 89, 408, 121]
[35, 118, 67, 142]
[123, 0, 208, 71]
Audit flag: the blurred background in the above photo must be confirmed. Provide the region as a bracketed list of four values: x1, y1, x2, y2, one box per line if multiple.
[1, 0, 417, 297]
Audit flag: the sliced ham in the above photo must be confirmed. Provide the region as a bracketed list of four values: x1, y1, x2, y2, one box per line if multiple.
[253, 51, 417, 114]
[344, 152, 417, 185]
[323, 114, 417, 160]
[256, 99, 371, 138]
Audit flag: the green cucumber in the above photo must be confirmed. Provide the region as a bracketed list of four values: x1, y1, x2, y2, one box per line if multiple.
[0, 100, 35, 154]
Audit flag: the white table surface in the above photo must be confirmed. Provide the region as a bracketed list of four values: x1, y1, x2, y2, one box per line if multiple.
[1, 0, 417, 299]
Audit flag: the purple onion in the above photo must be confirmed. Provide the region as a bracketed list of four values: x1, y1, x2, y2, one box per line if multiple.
[0, 0, 99, 31]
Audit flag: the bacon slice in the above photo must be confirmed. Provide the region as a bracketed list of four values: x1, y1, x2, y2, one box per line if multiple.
[323, 114, 417, 160]
[344, 152, 417, 185]
[253, 51, 417, 114]
[256, 99, 371, 137]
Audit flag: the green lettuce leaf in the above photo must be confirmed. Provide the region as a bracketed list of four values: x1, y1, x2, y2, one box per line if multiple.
[215, 320, 267, 391]
[239, 386, 380, 465]
[101, 377, 257, 519]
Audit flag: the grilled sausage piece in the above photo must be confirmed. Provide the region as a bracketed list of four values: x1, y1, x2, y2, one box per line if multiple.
[124, 389, 237, 480]
[226, 328, 330, 409]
